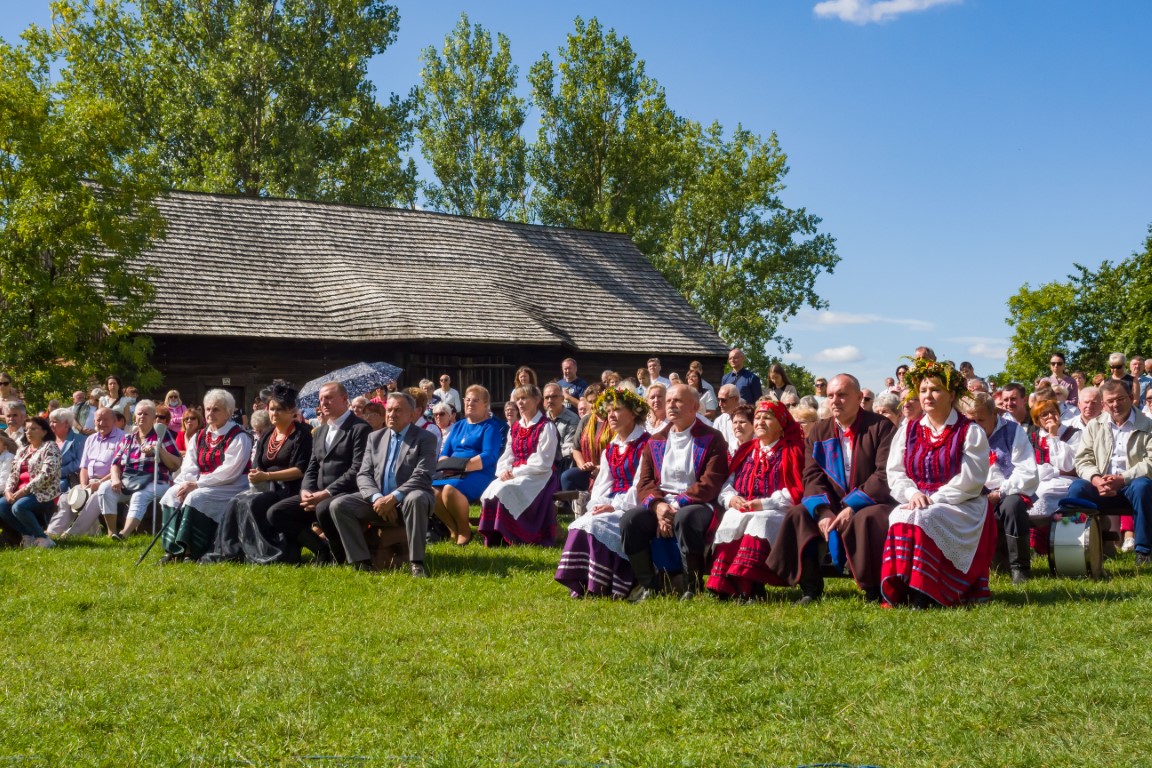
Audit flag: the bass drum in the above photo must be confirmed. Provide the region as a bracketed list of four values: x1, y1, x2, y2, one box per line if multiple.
[1048, 514, 1104, 579]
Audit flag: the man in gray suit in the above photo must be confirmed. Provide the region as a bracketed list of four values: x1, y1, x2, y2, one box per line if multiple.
[327, 391, 437, 576]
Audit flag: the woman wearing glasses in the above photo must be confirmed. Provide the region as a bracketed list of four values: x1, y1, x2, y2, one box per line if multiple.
[1039, 353, 1078, 404]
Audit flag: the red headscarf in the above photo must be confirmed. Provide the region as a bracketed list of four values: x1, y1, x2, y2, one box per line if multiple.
[730, 400, 805, 502]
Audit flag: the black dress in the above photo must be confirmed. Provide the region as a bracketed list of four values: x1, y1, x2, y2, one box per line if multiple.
[201, 425, 313, 563]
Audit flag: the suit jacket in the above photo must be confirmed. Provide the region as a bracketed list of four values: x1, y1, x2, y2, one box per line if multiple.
[635, 420, 729, 509]
[357, 424, 437, 500]
[302, 413, 371, 496]
[801, 410, 895, 516]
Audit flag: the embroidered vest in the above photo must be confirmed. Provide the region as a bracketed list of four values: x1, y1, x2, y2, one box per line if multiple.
[606, 433, 650, 495]
[903, 415, 972, 495]
[733, 445, 784, 499]
[194, 427, 249, 474]
[510, 418, 548, 467]
[987, 420, 1019, 480]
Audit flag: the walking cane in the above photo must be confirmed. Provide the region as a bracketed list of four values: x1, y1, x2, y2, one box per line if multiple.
[137, 422, 170, 566]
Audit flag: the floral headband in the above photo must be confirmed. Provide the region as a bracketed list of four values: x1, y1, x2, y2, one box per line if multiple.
[594, 386, 650, 420]
[900, 357, 971, 404]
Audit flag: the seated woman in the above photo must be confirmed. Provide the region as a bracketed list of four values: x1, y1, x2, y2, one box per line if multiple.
[881, 359, 993, 608]
[100, 400, 181, 539]
[706, 401, 804, 600]
[158, 389, 253, 563]
[561, 385, 610, 497]
[478, 384, 559, 547]
[1028, 398, 1082, 554]
[555, 387, 650, 598]
[201, 381, 312, 564]
[433, 385, 503, 546]
[0, 416, 61, 548]
[729, 403, 756, 453]
[175, 407, 206, 456]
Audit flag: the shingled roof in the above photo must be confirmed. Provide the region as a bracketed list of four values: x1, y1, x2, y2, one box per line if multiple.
[136, 190, 728, 356]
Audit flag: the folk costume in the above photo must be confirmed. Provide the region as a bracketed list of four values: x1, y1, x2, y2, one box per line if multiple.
[555, 424, 650, 598]
[706, 400, 805, 599]
[1028, 424, 1081, 553]
[765, 407, 896, 600]
[160, 422, 252, 560]
[201, 423, 312, 564]
[881, 410, 994, 607]
[984, 415, 1040, 581]
[618, 418, 729, 597]
[478, 411, 559, 546]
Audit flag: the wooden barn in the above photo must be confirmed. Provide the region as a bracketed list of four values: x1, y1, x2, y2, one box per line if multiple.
[135, 190, 729, 410]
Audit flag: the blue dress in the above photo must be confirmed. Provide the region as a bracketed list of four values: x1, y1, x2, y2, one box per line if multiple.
[432, 417, 504, 501]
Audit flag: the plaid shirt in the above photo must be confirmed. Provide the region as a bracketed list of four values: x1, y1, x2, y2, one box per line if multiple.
[111, 428, 180, 484]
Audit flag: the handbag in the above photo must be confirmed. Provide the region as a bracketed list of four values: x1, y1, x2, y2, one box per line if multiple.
[121, 470, 152, 494]
[432, 456, 470, 481]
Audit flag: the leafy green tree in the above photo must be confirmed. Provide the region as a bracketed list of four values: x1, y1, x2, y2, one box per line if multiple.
[415, 13, 527, 220]
[0, 35, 162, 405]
[649, 120, 839, 375]
[527, 16, 681, 243]
[48, 0, 416, 206]
[1004, 227, 1152, 382]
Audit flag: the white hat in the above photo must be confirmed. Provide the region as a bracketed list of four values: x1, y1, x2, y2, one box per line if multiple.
[66, 485, 91, 512]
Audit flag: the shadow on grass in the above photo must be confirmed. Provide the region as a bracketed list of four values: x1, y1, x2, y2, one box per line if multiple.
[430, 548, 562, 577]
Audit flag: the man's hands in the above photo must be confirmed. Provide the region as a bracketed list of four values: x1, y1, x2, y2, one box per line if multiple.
[818, 506, 854, 539]
[655, 501, 675, 538]
[1092, 474, 1124, 497]
[373, 494, 398, 524]
[299, 489, 331, 511]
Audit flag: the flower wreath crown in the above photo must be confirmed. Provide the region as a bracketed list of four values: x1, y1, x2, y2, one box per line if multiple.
[594, 386, 650, 420]
[900, 356, 971, 404]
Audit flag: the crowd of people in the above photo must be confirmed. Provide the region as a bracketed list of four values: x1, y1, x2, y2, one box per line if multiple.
[1, 346, 1149, 609]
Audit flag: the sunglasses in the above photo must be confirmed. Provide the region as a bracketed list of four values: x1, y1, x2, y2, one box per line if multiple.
[1049, 361, 1063, 366]
[1111, 364, 1124, 369]
[863, 397, 873, 402]
[0, 381, 10, 386]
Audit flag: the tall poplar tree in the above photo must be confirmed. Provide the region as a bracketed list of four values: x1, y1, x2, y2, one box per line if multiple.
[415, 13, 528, 220]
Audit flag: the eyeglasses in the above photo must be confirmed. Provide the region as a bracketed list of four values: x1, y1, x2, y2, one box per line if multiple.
[1111, 364, 1124, 369]
[157, 415, 171, 422]
[863, 397, 873, 402]
[0, 381, 10, 386]
[1049, 361, 1063, 366]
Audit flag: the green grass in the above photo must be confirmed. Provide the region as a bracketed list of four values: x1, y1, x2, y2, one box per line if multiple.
[0, 530, 1149, 767]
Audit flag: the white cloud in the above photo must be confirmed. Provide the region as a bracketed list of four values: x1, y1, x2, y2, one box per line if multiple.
[814, 345, 865, 363]
[947, 336, 1009, 360]
[780, 352, 805, 362]
[801, 310, 934, 332]
[813, 0, 961, 24]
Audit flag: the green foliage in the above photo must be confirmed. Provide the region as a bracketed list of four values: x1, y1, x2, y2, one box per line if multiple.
[651, 121, 839, 375]
[0, 35, 162, 406]
[1005, 226, 1152, 382]
[1, 535, 1150, 766]
[416, 13, 528, 220]
[527, 16, 681, 240]
[47, 0, 417, 206]
[528, 18, 838, 373]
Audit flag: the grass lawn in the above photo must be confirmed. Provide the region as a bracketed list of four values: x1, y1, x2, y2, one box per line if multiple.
[0, 527, 1148, 768]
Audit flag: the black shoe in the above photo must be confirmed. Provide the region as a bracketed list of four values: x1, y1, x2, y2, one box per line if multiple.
[157, 554, 181, 566]
[410, 562, 429, 578]
[1135, 552, 1151, 567]
[351, 560, 373, 572]
[793, 594, 819, 607]
[1010, 567, 1031, 585]
[863, 586, 882, 603]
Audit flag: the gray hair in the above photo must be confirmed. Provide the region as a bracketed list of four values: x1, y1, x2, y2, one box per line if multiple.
[387, 391, 418, 412]
[873, 392, 900, 413]
[418, 379, 435, 389]
[250, 409, 272, 434]
[799, 395, 819, 410]
[1108, 352, 1126, 366]
[204, 388, 236, 414]
[431, 402, 452, 416]
[49, 408, 75, 427]
[967, 391, 997, 418]
[1078, 386, 1101, 403]
[3, 400, 26, 415]
[135, 399, 157, 415]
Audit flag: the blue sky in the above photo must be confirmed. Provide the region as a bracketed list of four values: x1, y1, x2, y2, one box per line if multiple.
[4, 0, 1150, 390]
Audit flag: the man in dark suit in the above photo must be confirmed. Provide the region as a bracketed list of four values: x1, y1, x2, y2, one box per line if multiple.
[267, 381, 370, 563]
[767, 373, 896, 603]
[325, 391, 437, 576]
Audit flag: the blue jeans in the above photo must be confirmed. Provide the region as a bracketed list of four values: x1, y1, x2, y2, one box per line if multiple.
[1066, 477, 1152, 555]
[0, 495, 55, 539]
[560, 466, 593, 492]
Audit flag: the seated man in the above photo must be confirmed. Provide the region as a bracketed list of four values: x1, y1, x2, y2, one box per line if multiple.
[326, 392, 437, 576]
[1064, 379, 1152, 566]
[711, 384, 742, 453]
[1063, 386, 1101, 430]
[618, 384, 729, 601]
[543, 382, 580, 471]
[767, 374, 896, 603]
[269, 381, 370, 563]
[967, 392, 1039, 583]
[49, 407, 125, 537]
